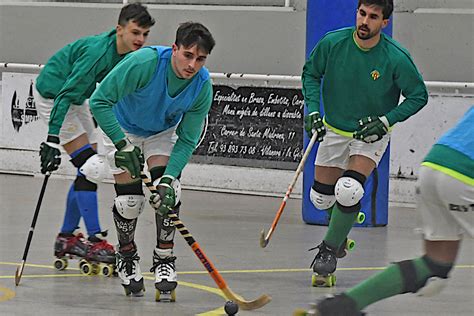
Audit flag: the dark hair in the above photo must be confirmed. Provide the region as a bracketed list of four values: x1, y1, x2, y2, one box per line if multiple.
[175, 22, 216, 54]
[118, 2, 155, 28]
[358, 0, 393, 19]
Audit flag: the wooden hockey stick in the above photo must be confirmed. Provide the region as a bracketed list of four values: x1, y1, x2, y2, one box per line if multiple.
[141, 172, 271, 310]
[15, 174, 50, 286]
[260, 131, 318, 248]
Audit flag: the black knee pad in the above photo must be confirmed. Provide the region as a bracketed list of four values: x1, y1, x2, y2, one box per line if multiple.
[70, 146, 96, 168]
[150, 166, 166, 183]
[335, 170, 366, 213]
[396, 256, 453, 294]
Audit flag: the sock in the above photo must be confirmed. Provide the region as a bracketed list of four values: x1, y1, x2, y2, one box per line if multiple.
[346, 256, 433, 310]
[76, 189, 101, 236]
[60, 183, 81, 233]
[323, 203, 358, 249]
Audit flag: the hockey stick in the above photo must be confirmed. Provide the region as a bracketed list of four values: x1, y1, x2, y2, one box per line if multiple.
[15, 173, 50, 286]
[140, 172, 271, 310]
[260, 131, 318, 248]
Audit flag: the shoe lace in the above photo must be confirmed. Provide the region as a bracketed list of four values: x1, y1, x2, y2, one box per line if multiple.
[308, 243, 335, 268]
[150, 256, 176, 277]
[118, 252, 140, 277]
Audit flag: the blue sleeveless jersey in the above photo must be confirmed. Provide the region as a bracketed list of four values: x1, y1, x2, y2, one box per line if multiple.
[437, 106, 474, 160]
[113, 46, 210, 137]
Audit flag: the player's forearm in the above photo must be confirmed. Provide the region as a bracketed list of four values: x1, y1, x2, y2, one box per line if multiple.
[90, 101, 125, 143]
[302, 73, 322, 113]
[47, 99, 71, 136]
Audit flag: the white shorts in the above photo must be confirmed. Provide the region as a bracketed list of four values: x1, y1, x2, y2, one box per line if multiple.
[315, 128, 389, 168]
[102, 126, 178, 175]
[417, 166, 474, 240]
[34, 87, 98, 145]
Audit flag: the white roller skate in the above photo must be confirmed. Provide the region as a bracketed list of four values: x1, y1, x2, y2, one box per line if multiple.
[151, 248, 177, 302]
[116, 243, 145, 296]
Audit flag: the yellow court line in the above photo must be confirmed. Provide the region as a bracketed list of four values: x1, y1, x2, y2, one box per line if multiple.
[0, 286, 16, 302]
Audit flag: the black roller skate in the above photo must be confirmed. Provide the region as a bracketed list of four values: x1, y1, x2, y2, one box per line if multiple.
[81, 231, 116, 277]
[293, 293, 365, 316]
[151, 248, 177, 302]
[116, 243, 145, 297]
[53, 231, 89, 271]
[309, 241, 338, 287]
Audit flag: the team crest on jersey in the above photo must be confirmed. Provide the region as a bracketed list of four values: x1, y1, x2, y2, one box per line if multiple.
[370, 70, 380, 80]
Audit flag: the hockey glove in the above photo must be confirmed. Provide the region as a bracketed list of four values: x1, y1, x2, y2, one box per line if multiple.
[353, 116, 390, 143]
[149, 175, 176, 216]
[114, 138, 144, 179]
[39, 135, 62, 174]
[304, 111, 326, 142]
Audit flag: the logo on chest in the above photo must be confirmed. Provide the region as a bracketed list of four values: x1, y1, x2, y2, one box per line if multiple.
[370, 70, 381, 81]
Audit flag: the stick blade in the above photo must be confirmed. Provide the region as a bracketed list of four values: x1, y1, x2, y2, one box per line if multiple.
[223, 287, 272, 310]
[259, 229, 269, 248]
[15, 264, 24, 286]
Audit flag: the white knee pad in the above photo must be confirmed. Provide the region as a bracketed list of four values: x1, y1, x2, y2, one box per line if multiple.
[114, 195, 146, 220]
[417, 277, 449, 297]
[310, 188, 336, 210]
[79, 154, 109, 184]
[335, 176, 365, 207]
[153, 177, 181, 207]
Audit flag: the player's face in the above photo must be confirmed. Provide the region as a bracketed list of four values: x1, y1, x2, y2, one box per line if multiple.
[356, 4, 389, 40]
[171, 44, 208, 79]
[116, 20, 151, 54]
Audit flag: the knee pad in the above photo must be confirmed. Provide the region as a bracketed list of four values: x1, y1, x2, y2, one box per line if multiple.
[114, 181, 145, 220]
[114, 195, 146, 220]
[310, 181, 336, 210]
[335, 170, 366, 212]
[396, 255, 453, 296]
[70, 145, 107, 184]
[79, 154, 108, 184]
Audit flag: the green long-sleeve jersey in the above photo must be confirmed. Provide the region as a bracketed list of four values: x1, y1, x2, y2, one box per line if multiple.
[90, 47, 213, 178]
[36, 29, 125, 136]
[302, 27, 428, 132]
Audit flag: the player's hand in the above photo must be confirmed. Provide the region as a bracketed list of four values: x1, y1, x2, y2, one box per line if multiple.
[114, 139, 144, 179]
[304, 111, 326, 142]
[149, 175, 176, 216]
[353, 116, 390, 143]
[39, 135, 62, 174]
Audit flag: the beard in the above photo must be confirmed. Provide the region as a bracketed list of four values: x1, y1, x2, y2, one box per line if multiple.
[356, 25, 377, 40]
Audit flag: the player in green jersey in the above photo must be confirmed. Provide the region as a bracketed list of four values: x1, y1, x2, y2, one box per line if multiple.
[295, 107, 473, 315]
[302, 0, 428, 287]
[35, 3, 154, 273]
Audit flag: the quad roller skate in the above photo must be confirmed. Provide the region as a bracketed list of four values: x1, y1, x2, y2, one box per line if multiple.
[116, 243, 145, 296]
[53, 232, 89, 272]
[293, 294, 365, 316]
[310, 241, 338, 287]
[81, 233, 116, 277]
[151, 248, 177, 302]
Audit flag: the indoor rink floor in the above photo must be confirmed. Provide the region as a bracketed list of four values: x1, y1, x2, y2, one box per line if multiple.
[1, 173, 473, 315]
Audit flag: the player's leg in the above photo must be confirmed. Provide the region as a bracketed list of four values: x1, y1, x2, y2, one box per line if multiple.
[314, 166, 468, 315]
[144, 128, 179, 301]
[104, 132, 146, 295]
[33, 89, 91, 259]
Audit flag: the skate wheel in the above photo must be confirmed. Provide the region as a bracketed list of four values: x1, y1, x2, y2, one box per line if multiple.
[124, 287, 131, 296]
[100, 264, 114, 277]
[54, 258, 68, 271]
[80, 262, 93, 275]
[90, 263, 100, 275]
[346, 238, 356, 251]
[292, 309, 308, 316]
[155, 290, 161, 302]
[357, 212, 365, 224]
[312, 274, 336, 287]
[170, 289, 176, 302]
[79, 259, 88, 269]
